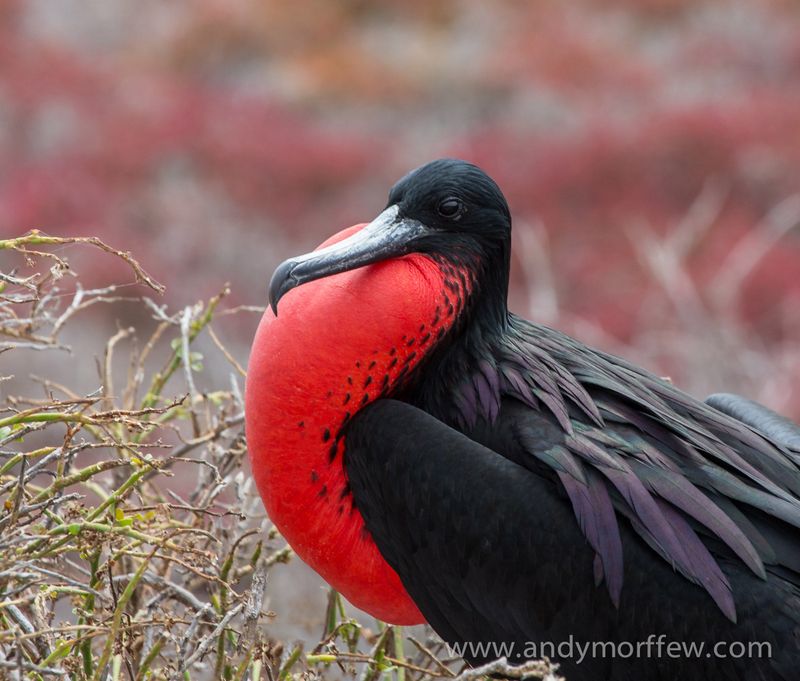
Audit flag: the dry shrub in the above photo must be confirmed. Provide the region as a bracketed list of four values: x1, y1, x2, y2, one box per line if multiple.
[0, 233, 560, 681]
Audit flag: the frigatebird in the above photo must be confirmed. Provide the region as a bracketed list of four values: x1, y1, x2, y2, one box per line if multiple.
[246, 159, 800, 680]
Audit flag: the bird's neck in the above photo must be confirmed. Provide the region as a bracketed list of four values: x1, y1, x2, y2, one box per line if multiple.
[404, 247, 509, 426]
[430, 236, 510, 329]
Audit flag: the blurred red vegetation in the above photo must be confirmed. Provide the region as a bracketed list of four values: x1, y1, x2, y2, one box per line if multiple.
[1, 0, 798, 416]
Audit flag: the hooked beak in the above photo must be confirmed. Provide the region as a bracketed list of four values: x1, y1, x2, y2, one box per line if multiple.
[268, 205, 428, 315]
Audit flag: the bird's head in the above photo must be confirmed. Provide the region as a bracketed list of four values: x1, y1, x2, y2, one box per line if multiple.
[269, 159, 512, 321]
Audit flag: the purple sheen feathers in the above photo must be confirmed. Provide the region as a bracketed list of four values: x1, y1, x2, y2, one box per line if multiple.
[448, 312, 800, 622]
[632, 462, 765, 578]
[654, 500, 737, 622]
[557, 468, 623, 607]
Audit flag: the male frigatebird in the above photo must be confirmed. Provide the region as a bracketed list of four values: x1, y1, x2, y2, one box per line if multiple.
[246, 159, 800, 681]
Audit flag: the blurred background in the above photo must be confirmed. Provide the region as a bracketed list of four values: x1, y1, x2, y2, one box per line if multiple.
[2, 0, 799, 649]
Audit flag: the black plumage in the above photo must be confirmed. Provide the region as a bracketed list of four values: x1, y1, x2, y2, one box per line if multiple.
[346, 400, 800, 681]
[269, 159, 800, 680]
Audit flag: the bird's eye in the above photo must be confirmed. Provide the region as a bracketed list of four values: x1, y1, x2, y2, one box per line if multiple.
[437, 197, 464, 220]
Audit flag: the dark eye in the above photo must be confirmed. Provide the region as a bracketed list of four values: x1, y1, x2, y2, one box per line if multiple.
[437, 197, 464, 219]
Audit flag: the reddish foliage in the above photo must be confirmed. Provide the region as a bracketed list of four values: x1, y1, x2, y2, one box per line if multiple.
[1, 0, 798, 416]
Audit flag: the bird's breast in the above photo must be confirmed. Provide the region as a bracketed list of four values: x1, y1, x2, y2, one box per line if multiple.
[246, 230, 470, 623]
